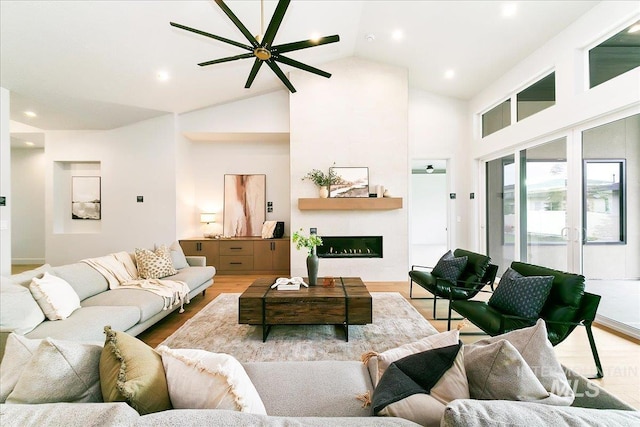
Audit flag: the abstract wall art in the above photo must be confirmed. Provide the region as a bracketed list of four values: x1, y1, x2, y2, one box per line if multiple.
[223, 174, 266, 237]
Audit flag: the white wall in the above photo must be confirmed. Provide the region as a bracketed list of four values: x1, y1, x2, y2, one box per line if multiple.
[0, 88, 10, 275]
[408, 89, 471, 249]
[289, 57, 408, 281]
[11, 147, 45, 264]
[45, 114, 177, 264]
[176, 91, 290, 238]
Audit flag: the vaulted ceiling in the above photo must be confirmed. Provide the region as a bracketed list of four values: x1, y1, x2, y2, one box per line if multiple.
[1, 1, 599, 131]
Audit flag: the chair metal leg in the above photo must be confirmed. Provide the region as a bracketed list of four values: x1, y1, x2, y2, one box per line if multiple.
[433, 295, 437, 317]
[409, 279, 437, 301]
[585, 323, 604, 379]
[447, 302, 452, 331]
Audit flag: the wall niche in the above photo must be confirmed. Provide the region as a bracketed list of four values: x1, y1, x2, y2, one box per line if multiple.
[53, 161, 101, 234]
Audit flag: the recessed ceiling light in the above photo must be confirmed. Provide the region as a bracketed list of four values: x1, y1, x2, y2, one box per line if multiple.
[501, 2, 517, 18]
[156, 70, 170, 82]
[391, 29, 403, 41]
[444, 69, 455, 79]
[629, 23, 640, 34]
[24, 111, 37, 118]
[25, 141, 35, 146]
[365, 33, 376, 42]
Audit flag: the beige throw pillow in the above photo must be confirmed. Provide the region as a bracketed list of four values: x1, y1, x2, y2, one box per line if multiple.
[157, 346, 267, 414]
[1, 277, 45, 334]
[464, 319, 574, 405]
[29, 272, 81, 320]
[135, 246, 178, 279]
[6, 338, 102, 404]
[0, 334, 41, 402]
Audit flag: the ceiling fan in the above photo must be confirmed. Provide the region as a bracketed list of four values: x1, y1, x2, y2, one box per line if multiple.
[170, 0, 340, 93]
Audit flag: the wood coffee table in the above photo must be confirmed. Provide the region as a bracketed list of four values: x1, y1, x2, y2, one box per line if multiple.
[238, 277, 372, 342]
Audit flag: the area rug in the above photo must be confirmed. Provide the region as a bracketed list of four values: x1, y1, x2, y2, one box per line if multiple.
[159, 292, 438, 362]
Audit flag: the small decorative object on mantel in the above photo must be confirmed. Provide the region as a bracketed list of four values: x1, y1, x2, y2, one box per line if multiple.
[302, 165, 341, 198]
[292, 228, 323, 286]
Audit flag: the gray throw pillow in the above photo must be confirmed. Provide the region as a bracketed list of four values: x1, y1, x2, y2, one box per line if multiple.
[432, 251, 467, 285]
[488, 268, 553, 318]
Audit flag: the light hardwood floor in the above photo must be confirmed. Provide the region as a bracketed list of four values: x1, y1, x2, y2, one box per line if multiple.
[137, 275, 640, 410]
[11, 266, 639, 409]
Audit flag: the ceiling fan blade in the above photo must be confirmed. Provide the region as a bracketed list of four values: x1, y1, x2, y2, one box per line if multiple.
[198, 53, 254, 67]
[275, 55, 331, 78]
[265, 60, 296, 93]
[262, 0, 290, 48]
[214, 0, 259, 48]
[170, 22, 253, 51]
[273, 35, 340, 54]
[245, 58, 264, 88]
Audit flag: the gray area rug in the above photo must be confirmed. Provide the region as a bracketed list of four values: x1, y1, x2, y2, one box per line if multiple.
[159, 292, 438, 362]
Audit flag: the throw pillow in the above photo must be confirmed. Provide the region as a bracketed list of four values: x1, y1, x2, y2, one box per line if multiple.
[9, 264, 52, 287]
[157, 346, 267, 414]
[168, 241, 189, 270]
[363, 329, 460, 387]
[6, 338, 102, 404]
[488, 268, 553, 318]
[464, 319, 574, 405]
[431, 251, 467, 285]
[372, 342, 469, 427]
[29, 272, 81, 320]
[1, 276, 45, 334]
[100, 326, 172, 414]
[0, 334, 41, 402]
[135, 245, 178, 279]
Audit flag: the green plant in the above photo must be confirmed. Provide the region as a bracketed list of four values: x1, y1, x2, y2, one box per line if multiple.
[301, 165, 341, 187]
[292, 229, 323, 255]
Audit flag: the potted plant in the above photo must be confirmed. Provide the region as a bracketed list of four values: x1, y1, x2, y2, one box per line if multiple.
[302, 166, 341, 198]
[292, 229, 323, 285]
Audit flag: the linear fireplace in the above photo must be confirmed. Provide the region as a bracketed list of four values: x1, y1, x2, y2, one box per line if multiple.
[316, 236, 383, 258]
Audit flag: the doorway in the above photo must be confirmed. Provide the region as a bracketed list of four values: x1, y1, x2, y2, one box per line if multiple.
[410, 160, 448, 266]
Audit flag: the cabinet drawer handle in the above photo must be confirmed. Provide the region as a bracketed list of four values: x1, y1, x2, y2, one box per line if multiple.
[230, 247, 242, 250]
[230, 262, 242, 265]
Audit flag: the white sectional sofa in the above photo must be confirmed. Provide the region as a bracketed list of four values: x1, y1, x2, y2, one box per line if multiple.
[0, 249, 216, 359]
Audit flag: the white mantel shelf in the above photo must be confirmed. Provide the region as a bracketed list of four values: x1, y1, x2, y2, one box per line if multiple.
[298, 197, 403, 211]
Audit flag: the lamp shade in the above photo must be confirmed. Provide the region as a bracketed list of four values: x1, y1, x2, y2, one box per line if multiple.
[200, 213, 216, 224]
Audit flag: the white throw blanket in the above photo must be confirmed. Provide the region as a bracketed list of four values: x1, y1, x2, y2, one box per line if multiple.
[82, 251, 190, 312]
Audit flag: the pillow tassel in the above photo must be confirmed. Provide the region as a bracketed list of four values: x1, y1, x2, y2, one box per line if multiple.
[457, 319, 468, 330]
[356, 390, 371, 408]
[361, 351, 378, 365]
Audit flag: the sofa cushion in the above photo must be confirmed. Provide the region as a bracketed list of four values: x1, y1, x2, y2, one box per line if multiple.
[51, 262, 109, 301]
[0, 402, 140, 427]
[135, 246, 178, 279]
[365, 329, 460, 387]
[0, 334, 42, 402]
[0, 277, 45, 334]
[453, 249, 490, 287]
[244, 361, 374, 417]
[82, 289, 164, 323]
[157, 346, 266, 414]
[488, 267, 553, 318]
[373, 342, 468, 427]
[442, 399, 640, 427]
[100, 326, 171, 415]
[167, 241, 189, 270]
[26, 306, 140, 341]
[166, 266, 216, 292]
[6, 338, 102, 404]
[9, 264, 52, 287]
[432, 251, 467, 285]
[464, 319, 574, 405]
[30, 272, 81, 320]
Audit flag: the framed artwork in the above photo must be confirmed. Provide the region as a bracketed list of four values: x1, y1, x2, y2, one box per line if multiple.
[329, 167, 369, 198]
[224, 174, 266, 237]
[72, 176, 101, 220]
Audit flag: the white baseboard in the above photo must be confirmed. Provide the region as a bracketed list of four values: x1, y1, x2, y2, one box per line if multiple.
[11, 258, 45, 265]
[595, 315, 640, 340]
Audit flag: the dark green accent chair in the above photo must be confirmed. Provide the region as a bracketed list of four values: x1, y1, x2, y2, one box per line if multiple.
[409, 249, 492, 319]
[450, 261, 603, 378]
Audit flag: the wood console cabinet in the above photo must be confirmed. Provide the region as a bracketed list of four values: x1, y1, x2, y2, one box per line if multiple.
[180, 237, 290, 275]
